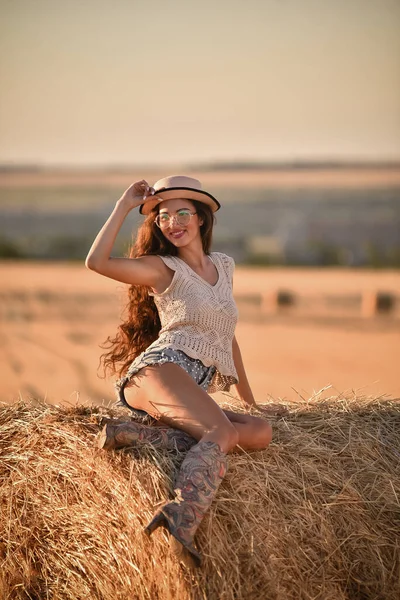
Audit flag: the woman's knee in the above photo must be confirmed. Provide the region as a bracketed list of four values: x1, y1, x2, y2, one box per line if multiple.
[209, 422, 240, 453]
[227, 412, 272, 450]
[253, 419, 272, 449]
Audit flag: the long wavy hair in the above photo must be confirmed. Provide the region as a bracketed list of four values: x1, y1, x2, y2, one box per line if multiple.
[99, 199, 215, 379]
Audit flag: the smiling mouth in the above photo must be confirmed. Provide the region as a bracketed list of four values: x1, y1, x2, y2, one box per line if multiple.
[169, 230, 186, 239]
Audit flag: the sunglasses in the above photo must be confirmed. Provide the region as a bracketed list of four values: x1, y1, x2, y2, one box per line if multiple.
[155, 209, 197, 229]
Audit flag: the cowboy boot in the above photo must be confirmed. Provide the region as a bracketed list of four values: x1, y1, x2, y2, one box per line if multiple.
[144, 440, 228, 568]
[97, 420, 197, 453]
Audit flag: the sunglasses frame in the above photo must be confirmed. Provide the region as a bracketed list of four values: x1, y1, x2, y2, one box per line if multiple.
[155, 209, 197, 229]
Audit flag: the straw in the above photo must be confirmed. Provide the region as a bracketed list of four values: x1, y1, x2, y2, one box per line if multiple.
[1, 393, 399, 599]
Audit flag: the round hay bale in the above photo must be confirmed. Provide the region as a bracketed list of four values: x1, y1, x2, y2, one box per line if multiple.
[0, 396, 399, 600]
[361, 290, 396, 317]
[262, 289, 296, 314]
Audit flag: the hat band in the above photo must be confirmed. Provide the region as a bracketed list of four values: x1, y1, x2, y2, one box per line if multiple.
[154, 186, 220, 209]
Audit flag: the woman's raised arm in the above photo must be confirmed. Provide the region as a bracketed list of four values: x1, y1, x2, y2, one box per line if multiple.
[85, 180, 163, 287]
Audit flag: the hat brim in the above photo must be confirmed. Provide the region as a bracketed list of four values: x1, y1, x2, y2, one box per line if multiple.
[139, 186, 220, 215]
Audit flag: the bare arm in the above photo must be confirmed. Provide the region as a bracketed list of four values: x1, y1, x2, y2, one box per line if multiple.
[85, 180, 165, 288]
[232, 334, 257, 408]
[229, 264, 257, 408]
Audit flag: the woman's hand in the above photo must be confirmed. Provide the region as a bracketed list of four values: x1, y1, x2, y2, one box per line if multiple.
[118, 179, 157, 211]
[85, 179, 158, 275]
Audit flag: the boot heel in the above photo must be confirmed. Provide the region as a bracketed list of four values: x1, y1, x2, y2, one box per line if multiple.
[144, 511, 202, 568]
[169, 536, 202, 569]
[144, 511, 167, 537]
[97, 423, 115, 450]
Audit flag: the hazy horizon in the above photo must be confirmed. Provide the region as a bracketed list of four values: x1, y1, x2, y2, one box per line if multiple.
[2, 158, 400, 172]
[1, 0, 400, 166]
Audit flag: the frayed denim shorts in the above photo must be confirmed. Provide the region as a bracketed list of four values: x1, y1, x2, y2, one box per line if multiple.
[114, 347, 217, 419]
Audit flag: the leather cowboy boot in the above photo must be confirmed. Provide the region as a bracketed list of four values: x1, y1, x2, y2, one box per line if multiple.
[144, 440, 228, 568]
[97, 420, 197, 453]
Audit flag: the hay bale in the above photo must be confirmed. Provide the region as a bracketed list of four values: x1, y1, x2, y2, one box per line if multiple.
[361, 291, 397, 317]
[0, 395, 399, 600]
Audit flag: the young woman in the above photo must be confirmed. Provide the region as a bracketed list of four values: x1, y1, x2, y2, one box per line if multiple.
[86, 175, 272, 568]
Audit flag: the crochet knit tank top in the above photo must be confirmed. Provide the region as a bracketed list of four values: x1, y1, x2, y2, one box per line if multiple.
[147, 252, 239, 393]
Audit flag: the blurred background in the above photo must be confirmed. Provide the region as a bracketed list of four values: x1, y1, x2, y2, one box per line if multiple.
[1, 0, 399, 406]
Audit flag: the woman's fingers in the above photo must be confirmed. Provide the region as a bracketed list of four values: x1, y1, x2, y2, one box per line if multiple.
[122, 180, 156, 204]
[142, 185, 155, 200]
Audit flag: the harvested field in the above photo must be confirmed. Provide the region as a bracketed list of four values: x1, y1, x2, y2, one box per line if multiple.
[0, 395, 399, 599]
[1, 166, 400, 190]
[1, 262, 400, 405]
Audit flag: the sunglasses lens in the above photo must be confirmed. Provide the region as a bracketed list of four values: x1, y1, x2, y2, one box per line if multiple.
[156, 214, 170, 227]
[156, 210, 192, 228]
[176, 211, 191, 226]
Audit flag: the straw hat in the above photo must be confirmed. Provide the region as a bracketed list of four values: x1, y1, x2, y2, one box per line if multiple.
[139, 175, 221, 215]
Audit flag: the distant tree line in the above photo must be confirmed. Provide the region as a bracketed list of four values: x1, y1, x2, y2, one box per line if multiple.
[1, 233, 399, 268]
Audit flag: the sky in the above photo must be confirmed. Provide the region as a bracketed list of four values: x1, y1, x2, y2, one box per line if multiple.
[1, 0, 400, 167]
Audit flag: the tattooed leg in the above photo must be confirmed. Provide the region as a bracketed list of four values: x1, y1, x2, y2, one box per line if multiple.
[144, 440, 228, 568]
[97, 421, 197, 453]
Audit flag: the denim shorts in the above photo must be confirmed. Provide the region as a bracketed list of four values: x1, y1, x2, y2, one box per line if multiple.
[114, 347, 217, 419]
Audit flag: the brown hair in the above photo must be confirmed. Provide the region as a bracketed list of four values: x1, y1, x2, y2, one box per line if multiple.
[99, 200, 215, 379]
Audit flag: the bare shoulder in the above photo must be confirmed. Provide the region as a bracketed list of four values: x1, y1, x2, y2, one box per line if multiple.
[135, 254, 176, 293]
[135, 254, 165, 267]
[135, 254, 174, 273]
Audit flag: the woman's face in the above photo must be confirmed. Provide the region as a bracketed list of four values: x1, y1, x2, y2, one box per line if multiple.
[156, 198, 203, 248]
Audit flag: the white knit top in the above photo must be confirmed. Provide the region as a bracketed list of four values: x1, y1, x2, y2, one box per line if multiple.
[146, 252, 239, 393]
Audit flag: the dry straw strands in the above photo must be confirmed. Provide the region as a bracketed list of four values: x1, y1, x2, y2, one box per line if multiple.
[0, 394, 399, 600]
